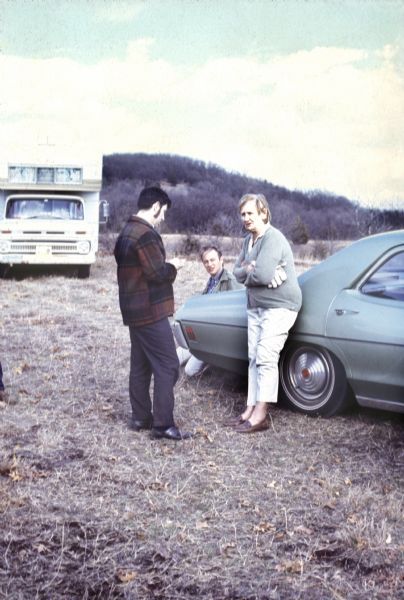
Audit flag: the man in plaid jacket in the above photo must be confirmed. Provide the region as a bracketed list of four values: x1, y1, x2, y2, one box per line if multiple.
[114, 187, 191, 441]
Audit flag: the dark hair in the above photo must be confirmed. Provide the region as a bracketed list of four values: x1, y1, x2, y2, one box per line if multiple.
[200, 245, 222, 261]
[137, 186, 172, 210]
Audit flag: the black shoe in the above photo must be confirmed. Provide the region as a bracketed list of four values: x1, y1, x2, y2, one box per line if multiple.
[129, 418, 153, 432]
[150, 426, 192, 441]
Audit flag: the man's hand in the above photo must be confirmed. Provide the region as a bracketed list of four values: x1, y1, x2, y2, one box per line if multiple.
[269, 263, 287, 288]
[170, 257, 186, 270]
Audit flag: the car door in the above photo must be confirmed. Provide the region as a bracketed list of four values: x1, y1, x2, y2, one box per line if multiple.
[326, 248, 404, 408]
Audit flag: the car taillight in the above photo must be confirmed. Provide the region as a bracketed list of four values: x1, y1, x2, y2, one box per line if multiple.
[185, 326, 196, 341]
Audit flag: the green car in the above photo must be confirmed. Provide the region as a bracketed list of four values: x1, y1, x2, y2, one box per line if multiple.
[174, 230, 404, 417]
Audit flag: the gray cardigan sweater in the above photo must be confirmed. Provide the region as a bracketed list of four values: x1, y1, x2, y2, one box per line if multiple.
[233, 225, 302, 311]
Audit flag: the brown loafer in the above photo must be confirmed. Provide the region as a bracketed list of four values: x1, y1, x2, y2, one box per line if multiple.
[222, 414, 245, 427]
[234, 419, 269, 434]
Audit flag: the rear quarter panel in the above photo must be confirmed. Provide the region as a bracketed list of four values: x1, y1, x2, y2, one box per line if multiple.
[175, 289, 248, 373]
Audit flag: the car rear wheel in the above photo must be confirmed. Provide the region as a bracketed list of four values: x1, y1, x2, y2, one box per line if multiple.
[279, 344, 350, 417]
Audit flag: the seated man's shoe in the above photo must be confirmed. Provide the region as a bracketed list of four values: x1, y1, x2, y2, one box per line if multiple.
[150, 426, 192, 441]
[129, 417, 153, 432]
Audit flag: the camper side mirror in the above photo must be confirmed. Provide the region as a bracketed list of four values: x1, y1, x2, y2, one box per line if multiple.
[99, 200, 110, 224]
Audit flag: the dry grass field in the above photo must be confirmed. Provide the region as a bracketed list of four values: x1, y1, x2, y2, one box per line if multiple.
[0, 239, 403, 599]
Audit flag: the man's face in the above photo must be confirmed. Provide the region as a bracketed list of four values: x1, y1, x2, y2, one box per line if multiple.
[240, 199, 266, 234]
[153, 203, 167, 227]
[202, 249, 223, 277]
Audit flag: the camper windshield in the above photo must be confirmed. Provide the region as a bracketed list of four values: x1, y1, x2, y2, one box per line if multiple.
[6, 197, 84, 220]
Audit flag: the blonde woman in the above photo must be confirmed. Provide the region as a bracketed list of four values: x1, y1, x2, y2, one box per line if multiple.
[229, 194, 302, 433]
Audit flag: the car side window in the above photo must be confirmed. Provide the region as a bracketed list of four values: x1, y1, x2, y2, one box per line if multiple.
[361, 251, 404, 302]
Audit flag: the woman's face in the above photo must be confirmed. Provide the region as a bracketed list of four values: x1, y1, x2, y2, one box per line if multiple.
[240, 199, 266, 235]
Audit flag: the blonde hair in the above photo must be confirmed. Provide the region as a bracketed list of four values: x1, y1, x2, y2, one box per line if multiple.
[238, 193, 271, 224]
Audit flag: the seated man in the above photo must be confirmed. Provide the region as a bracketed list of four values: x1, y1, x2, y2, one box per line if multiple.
[177, 245, 242, 376]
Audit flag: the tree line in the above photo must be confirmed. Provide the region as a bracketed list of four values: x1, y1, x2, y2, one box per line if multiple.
[101, 153, 404, 242]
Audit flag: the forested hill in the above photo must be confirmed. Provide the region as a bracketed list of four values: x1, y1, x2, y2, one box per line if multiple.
[102, 153, 404, 241]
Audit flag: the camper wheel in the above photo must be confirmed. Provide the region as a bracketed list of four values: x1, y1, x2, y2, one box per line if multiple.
[77, 265, 90, 279]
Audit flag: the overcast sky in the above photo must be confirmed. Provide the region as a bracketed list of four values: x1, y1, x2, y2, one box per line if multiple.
[1, 0, 403, 208]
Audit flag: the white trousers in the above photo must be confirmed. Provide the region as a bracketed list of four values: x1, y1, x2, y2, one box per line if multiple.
[247, 307, 297, 406]
[176, 347, 206, 377]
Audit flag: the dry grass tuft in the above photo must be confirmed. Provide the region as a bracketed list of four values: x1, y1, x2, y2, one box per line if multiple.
[0, 240, 403, 599]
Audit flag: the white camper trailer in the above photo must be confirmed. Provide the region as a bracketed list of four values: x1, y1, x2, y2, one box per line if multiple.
[0, 146, 106, 278]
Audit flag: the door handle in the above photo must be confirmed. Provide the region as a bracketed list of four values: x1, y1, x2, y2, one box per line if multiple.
[334, 309, 359, 316]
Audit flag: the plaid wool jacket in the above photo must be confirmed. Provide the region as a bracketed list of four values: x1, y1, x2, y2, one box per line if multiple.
[114, 216, 177, 326]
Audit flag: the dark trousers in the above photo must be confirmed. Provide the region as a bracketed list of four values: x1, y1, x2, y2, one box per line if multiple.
[129, 318, 179, 428]
[0, 361, 3, 391]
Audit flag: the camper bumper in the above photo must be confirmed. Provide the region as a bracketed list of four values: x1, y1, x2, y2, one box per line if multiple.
[0, 254, 95, 265]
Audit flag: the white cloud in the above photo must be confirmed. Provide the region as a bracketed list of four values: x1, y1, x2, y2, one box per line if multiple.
[0, 41, 403, 207]
[94, 2, 143, 23]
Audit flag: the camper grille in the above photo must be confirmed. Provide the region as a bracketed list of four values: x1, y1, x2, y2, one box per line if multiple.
[10, 242, 79, 254]
[11, 243, 37, 253]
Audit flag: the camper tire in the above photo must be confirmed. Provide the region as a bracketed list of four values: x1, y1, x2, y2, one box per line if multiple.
[0, 265, 10, 279]
[77, 265, 91, 279]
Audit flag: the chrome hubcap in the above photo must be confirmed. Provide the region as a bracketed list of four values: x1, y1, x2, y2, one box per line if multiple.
[293, 351, 330, 399]
[281, 346, 336, 410]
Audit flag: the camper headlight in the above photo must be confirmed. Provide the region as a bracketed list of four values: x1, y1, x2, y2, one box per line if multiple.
[0, 240, 11, 253]
[77, 241, 90, 254]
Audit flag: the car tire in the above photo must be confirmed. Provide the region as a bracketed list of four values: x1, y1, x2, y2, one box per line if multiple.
[279, 344, 350, 417]
[77, 265, 90, 279]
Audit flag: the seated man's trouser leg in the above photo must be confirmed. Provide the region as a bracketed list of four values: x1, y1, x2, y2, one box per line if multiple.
[184, 355, 206, 377]
[0, 361, 4, 391]
[129, 318, 179, 428]
[177, 347, 191, 366]
[176, 348, 206, 376]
